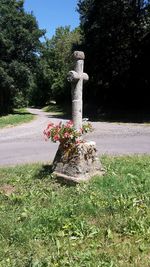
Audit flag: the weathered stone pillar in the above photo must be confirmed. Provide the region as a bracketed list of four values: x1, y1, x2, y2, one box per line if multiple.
[52, 51, 104, 183]
[67, 51, 89, 131]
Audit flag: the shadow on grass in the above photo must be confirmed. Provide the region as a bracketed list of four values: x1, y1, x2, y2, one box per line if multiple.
[54, 175, 77, 187]
[34, 164, 76, 187]
[34, 164, 53, 180]
[42, 103, 72, 120]
[12, 110, 35, 116]
[12, 112, 32, 115]
[46, 113, 71, 120]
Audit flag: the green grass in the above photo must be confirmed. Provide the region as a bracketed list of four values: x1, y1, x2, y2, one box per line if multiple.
[0, 108, 35, 128]
[0, 155, 150, 266]
[43, 104, 65, 115]
[43, 103, 71, 118]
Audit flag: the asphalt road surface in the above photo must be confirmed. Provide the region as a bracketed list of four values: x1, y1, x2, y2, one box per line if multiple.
[0, 108, 150, 166]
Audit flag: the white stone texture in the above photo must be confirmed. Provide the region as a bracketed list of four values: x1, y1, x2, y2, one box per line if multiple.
[52, 141, 104, 182]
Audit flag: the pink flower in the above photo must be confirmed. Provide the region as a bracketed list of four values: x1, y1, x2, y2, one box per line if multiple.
[66, 120, 73, 128]
[43, 120, 93, 145]
[47, 122, 54, 130]
[47, 131, 51, 138]
[53, 134, 60, 141]
[64, 132, 70, 138]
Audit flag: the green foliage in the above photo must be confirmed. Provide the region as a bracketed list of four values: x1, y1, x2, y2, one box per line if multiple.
[0, 156, 150, 266]
[77, 0, 150, 108]
[0, 0, 44, 114]
[42, 103, 64, 115]
[35, 26, 82, 106]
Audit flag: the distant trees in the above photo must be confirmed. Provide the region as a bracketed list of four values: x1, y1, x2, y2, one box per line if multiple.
[0, 0, 44, 114]
[31, 26, 82, 106]
[1, 0, 150, 115]
[77, 0, 150, 109]
[0, 0, 82, 114]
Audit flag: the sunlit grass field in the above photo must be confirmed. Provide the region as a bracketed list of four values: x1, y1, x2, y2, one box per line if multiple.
[0, 155, 150, 266]
[0, 108, 35, 128]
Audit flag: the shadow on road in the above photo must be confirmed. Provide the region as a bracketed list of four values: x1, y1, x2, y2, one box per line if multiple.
[31, 104, 150, 124]
[85, 108, 150, 124]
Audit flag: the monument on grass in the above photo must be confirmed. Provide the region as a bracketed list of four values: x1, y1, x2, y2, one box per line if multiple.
[52, 51, 103, 182]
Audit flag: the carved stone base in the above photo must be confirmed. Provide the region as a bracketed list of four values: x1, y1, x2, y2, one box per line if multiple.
[52, 141, 104, 183]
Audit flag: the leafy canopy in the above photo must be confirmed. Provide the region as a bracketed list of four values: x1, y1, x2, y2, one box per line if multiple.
[77, 0, 150, 108]
[0, 0, 44, 114]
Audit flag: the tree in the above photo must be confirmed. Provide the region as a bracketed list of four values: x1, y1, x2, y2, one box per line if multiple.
[36, 26, 82, 105]
[77, 0, 150, 109]
[0, 0, 44, 114]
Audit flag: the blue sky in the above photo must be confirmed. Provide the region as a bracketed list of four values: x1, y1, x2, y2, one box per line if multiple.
[24, 0, 80, 39]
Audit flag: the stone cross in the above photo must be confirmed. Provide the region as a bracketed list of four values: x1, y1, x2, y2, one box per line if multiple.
[67, 51, 89, 131]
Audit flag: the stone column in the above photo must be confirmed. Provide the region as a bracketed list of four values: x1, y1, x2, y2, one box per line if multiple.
[67, 51, 89, 131]
[52, 51, 104, 183]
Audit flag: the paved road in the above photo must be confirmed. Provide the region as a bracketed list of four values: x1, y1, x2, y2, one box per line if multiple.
[0, 108, 150, 166]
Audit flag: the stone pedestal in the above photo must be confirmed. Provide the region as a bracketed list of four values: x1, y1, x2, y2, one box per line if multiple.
[52, 141, 104, 183]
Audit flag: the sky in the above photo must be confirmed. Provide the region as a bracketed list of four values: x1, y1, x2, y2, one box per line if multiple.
[24, 0, 80, 39]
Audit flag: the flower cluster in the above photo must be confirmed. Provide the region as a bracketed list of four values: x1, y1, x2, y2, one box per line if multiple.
[43, 120, 93, 146]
